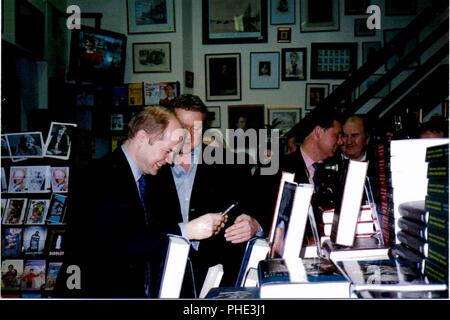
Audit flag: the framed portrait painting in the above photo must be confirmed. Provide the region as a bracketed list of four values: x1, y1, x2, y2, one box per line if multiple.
[127, 0, 176, 34]
[305, 83, 329, 110]
[267, 107, 301, 135]
[270, 0, 295, 25]
[300, 0, 340, 33]
[205, 53, 241, 101]
[202, 0, 268, 44]
[132, 42, 171, 73]
[281, 48, 306, 81]
[250, 52, 280, 89]
[310, 42, 357, 79]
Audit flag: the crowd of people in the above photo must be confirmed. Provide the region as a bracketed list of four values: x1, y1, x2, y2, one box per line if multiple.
[55, 94, 447, 298]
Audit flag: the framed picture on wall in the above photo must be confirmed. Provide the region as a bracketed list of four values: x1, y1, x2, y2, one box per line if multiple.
[300, 0, 340, 33]
[270, 0, 295, 25]
[202, 0, 268, 44]
[344, 0, 371, 15]
[250, 52, 280, 89]
[281, 48, 307, 81]
[227, 104, 265, 130]
[126, 0, 176, 34]
[354, 18, 375, 37]
[310, 42, 357, 79]
[267, 107, 301, 135]
[362, 41, 381, 64]
[205, 53, 241, 101]
[305, 83, 329, 110]
[132, 42, 171, 73]
[206, 106, 221, 128]
[277, 27, 292, 43]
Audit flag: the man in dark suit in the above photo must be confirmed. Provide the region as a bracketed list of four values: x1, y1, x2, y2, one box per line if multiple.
[148, 95, 262, 296]
[61, 106, 226, 298]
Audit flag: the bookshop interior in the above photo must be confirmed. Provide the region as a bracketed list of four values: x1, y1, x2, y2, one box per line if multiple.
[1, 0, 449, 300]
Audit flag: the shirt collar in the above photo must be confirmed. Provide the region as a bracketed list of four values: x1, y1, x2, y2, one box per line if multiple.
[121, 144, 143, 182]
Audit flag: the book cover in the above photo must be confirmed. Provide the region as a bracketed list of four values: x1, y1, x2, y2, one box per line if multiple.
[159, 82, 179, 106]
[158, 234, 190, 298]
[111, 85, 128, 107]
[235, 237, 269, 287]
[21, 259, 46, 290]
[26, 166, 51, 193]
[46, 193, 68, 224]
[50, 167, 70, 193]
[44, 262, 63, 291]
[25, 199, 50, 224]
[8, 167, 29, 193]
[110, 114, 125, 131]
[2, 198, 28, 224]
[1, 259, 23, 290]
[425, 143, 449, 162]
[128, 82, 143, 106]
[205, 286, 259, 299]
[257, 259, 291, 286]
[302, 257, 349, 283]
[2, 228, 23, 257]
[199, 264, 224, 298]
[330, 160, 369, 246]
[336, 258, 447, 292]
[143, 82, 160, 105]
[23, 226, 47, 255]
[46, 228, 66, 257]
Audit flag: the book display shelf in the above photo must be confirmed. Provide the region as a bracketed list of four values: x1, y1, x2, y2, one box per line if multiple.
[1, 123, 76, 298]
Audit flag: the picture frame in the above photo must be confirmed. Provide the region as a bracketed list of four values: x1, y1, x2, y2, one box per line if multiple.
[344, 0, 371, 15]
[359, 74, 390, 98]
[383, 29, 419, 71]
[277, 27, 292, 43]
[385, 0, 417, 16]
[227, 104, 265, 130]
[305, 83, 329, 110]
[6, 132, 44, 159]
[300, 0, 340, 33]
[354, 18, 375, 37]
[310, 42, 357, 79]
[185, 71, 194, 88]
[205, 106, 221, 129]
[281, 48, 307, 81]
[205, 53, 241, 101]
[126, 0, 176, 34]
[270, 0, 295, 25]
[267, 107, 301, 135]
[202, 0, 268, 44]
[362, 41, 381, 64]
[132, 42, 171, 73]
[250, 52, 280, 89]
[44, 122, 77, 160]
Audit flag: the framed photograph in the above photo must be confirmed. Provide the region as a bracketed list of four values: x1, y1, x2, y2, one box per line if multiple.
[6, 132, 44, 159]
[205, 106, 221, 129]
[277, 27, 292, 43]
[250, 52, 280, 89]
[385, 0, 417, 16]
[185, 70, 194, 88]
[132, 42, 171, 73]
[300, 0, 340, 33]
[202, 0, 268, 44]
[126, 0, 175, 34]
[344, 0, 371, 15]
[359, 74, 390, 98]
[44, 122, 77, 160]
[267, 107, 301, 135]
[270, 0, 295, 25]
[205, 53, 241, 101]
[228, 104, 265, 130]
[384, 29, 419, 71]
[311, 42, 357, 79]
[281, 48, 307, 81]
[362, 41, 381, 64]
[305, 83, 329, 110]
[354, 18, 375, 37]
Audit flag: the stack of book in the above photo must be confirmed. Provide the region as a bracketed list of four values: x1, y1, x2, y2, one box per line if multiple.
[322, 205, 376, 239]
[392, 143, 449, 285]
[375, 142, 396, 247]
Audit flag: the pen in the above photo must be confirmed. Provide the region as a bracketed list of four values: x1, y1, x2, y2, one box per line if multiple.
[222, 202, 238, 216]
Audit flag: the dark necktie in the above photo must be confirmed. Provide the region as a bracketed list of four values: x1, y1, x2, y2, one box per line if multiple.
[138, 174, 151, 297]
[138, 175, 149, 225]
[312, 162, 323, 193]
